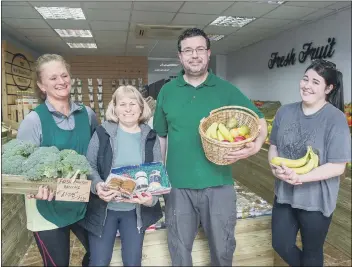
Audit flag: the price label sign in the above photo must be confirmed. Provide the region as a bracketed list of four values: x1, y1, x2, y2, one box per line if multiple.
[55, 178, 91, 202]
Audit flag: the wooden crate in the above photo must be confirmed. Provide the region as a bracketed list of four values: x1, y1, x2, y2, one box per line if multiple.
[110, 216, 273, 266]
[2, 175, 57, 195]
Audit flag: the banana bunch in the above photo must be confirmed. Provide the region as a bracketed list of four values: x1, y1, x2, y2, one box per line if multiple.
[205, 122, 234, 142]
[271, 146, 319, 174]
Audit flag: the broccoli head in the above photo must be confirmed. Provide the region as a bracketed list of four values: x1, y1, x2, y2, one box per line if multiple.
[58, 153, 92, 177]
[2, 139, 37, 157]
[2, 155, 26, 175]
[22, 147, 61, 180]
[59, 149, 78, 160]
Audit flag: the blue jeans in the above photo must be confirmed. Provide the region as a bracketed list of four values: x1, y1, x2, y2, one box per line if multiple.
[88, 209, 145, 266]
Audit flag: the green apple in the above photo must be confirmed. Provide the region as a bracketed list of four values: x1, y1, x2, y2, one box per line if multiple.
[238, 125, 250, 136]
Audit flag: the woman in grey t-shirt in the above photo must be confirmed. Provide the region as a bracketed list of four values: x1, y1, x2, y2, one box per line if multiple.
[268, 59, 351, 266]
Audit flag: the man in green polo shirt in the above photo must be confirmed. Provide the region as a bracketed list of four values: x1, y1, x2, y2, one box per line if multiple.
[154, 28, 267, 266]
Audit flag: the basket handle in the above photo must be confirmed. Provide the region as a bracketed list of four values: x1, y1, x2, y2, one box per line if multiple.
[210, 106, 259, 120]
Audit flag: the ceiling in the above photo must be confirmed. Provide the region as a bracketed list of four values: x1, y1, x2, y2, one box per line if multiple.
[1, 0, 351, 75]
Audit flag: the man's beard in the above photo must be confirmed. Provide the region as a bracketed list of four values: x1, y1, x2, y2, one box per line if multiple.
[183, 62, 208, 77]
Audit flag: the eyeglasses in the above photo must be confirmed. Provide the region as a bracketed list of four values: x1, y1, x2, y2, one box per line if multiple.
[312, 59, 336, 69]
[180, 47, 208, 56]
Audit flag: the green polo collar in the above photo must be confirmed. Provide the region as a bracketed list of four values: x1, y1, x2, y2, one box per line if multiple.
[176, 68, 216, 87]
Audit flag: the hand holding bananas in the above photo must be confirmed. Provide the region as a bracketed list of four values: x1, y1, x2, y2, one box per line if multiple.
[270, 164, 302, 185]
[270, 146, 320, 185]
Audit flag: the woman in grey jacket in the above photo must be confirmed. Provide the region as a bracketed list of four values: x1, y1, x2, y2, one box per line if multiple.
[79, 85, 163, 266]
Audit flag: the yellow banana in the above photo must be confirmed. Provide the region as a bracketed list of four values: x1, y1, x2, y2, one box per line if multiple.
[218, 123, 234, 142]
[310, 149, 320, 168]
[291, 157, 315, 174]
[271, 146, 311, 168]
[206, 122, 218, 139]
[217, 129, 225, 141]
[266, 117, 275, 123]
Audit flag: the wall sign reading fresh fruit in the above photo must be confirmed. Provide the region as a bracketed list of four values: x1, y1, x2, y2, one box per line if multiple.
[268, 37, 336, 69]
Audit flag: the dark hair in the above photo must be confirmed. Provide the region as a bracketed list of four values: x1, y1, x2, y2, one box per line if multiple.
[305, 59, 344, 112]
[177, 28, 210, 52]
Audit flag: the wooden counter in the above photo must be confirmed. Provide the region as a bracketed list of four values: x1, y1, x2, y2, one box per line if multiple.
[232, 146, 352, 258]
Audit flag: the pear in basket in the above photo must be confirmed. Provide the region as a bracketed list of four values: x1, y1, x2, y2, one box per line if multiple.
[226, 117, 238, 129]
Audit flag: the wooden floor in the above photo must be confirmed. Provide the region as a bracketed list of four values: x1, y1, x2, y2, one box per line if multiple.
[19, 215, 351, 266]
[20, 216, 274, 266]
[274, 234, 352, 266]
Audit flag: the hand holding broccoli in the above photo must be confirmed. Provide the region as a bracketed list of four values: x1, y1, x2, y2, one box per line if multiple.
[27, 185, 55, 201]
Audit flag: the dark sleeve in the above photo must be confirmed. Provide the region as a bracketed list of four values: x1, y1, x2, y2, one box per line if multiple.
[153, 87, 168, 137]
[269, 106, 284, 146]
[228, 86, 264, 119]
[326, 114, 351, 163]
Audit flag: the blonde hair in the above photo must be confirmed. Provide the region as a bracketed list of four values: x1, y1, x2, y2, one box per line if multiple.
[106, 85, 151, 124]
[34, 54, 71, 102]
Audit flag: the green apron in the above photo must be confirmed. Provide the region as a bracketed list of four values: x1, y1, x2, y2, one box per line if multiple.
[35, 103, 91, 227]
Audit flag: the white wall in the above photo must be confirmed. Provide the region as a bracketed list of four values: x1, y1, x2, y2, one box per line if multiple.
[216, 55, 227, 80]
[227, 8, 351, 104]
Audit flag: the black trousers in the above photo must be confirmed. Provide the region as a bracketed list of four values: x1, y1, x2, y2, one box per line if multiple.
[33, 222, 89, 267]
[272, 197, 332, 267]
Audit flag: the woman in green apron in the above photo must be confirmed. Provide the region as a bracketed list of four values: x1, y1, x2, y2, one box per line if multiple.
[17, 54, 98, 266]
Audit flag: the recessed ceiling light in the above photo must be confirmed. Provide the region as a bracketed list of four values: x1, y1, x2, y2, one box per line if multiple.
[35, 7, 86, 20]
[155, 69, 170, 72]
[67, 43, 97, 49]
[208, 34, 225, 41]
[210, 16, 256, 27]
[55, 29, 92, 37]
[136, 45, 145, 49]
[267, 1, 285, 4]
[160, 63, 179, 67]
[253, 0, 284, 3]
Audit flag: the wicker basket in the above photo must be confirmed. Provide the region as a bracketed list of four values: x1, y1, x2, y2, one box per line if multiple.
[199, 106, 260, 165]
